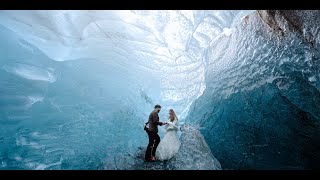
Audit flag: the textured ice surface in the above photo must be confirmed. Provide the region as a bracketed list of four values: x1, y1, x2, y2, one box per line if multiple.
[1, 10, 255, 169]
[186, 10, 320, 169]
[104, 125, 221, 170]
[168, 125, 221, 170]
[3, 10, 318, 170]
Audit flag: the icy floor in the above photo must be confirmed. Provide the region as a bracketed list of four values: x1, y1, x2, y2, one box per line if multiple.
[104, 125, 222, 170]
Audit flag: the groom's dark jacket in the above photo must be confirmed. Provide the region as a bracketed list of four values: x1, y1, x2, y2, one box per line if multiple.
[148, 110, 163, 133]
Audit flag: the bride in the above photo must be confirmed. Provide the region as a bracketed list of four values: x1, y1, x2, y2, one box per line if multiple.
[156, 109, 180, 161]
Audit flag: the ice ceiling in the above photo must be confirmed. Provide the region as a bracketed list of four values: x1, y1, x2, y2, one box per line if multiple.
[0, 10, 254, 119]
[0, 10, 259, 169]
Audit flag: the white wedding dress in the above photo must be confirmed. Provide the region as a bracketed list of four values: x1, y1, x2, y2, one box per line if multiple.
[156, 118, 180, 161]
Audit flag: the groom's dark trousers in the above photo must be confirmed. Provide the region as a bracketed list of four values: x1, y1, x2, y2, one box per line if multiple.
[145, 109, 163, 161]
[145, 129, 160, 161]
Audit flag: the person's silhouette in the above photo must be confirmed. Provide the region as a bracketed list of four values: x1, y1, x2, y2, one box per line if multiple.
[144, 104, 167, 162]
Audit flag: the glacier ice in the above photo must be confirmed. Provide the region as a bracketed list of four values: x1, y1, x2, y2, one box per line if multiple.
[1, 10, 319, 170]
[104, 125, 221, 170]
[186, 10, 320, 169]
[1, 10, 255, 170]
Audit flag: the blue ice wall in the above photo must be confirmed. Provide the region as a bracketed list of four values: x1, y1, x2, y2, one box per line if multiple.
[186, 10, 320, 169]
[0, 25, 159, 169]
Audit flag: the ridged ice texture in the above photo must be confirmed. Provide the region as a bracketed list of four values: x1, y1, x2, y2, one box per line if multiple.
[186, 10, 320, 169]
[0, 10, 253, 169]
[168, 125, 222, 170]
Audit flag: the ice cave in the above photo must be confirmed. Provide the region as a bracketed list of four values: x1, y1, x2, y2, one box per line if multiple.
[0, 10, 319, 170]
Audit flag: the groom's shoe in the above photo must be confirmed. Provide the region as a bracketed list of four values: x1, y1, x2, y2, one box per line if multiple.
[151, 156, 156, 161]
[145, 157, 155, 162]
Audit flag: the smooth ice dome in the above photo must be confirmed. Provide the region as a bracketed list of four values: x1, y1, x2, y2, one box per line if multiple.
[0, 10, 319, 170]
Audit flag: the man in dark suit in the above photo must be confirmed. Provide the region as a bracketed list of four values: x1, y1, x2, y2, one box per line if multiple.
[145, 104, 167, 162]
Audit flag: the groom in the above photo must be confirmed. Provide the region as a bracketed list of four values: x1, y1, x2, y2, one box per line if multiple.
[145, 104, 167, 162]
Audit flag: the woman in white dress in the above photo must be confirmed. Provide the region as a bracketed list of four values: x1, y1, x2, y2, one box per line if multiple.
[156, 109, 180, 161]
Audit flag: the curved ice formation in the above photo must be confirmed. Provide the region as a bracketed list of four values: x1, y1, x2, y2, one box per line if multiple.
[1, 10, 318, 170]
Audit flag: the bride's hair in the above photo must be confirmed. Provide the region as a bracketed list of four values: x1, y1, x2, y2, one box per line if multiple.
[169, 109, 178, 122]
